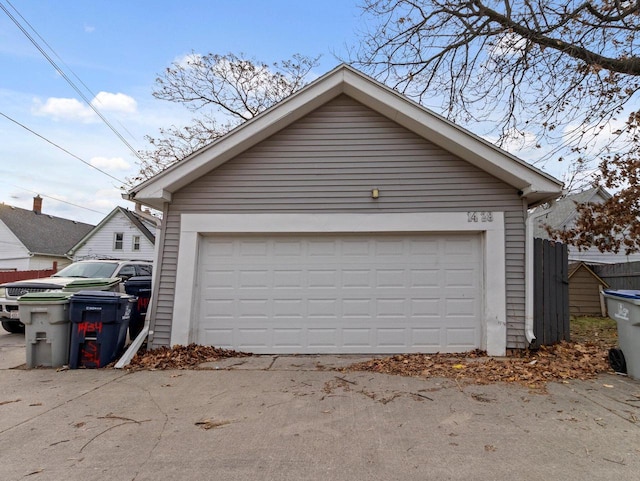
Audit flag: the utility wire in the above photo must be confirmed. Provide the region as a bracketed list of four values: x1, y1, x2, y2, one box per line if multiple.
[0, 110, 126, 184]
[6, 183, 109, 216]
[0, 1, 143, 160]
[3, 0, 139, 143]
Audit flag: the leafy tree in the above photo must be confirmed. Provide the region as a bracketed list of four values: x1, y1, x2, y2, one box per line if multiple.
[129, 53, 319, 186]
[353, 0, 640, 253]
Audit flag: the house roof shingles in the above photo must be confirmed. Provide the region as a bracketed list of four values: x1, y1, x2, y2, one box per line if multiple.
[0, 203, 94, 257]
[532, 187, 610, 238]
[119, 207, 156, 244]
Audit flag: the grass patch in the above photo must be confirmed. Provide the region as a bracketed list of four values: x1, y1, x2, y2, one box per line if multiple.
[570, 316, 618, 349]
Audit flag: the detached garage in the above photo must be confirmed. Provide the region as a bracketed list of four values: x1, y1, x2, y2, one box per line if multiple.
[128, 65, 563, 356]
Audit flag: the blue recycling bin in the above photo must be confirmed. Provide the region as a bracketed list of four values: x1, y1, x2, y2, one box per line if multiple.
[68, 291, 134, 368]
[123, 276, 152, 340]
[602, 290, 640, 380]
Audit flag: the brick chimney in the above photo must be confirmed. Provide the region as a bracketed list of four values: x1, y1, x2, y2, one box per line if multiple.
[33, 195, 42, 214]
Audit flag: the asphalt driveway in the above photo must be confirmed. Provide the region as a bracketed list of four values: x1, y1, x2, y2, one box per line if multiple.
[1, 330, 639, 481]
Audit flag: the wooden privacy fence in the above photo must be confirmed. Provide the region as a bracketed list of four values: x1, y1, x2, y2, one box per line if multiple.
[0, 268, 57, 284]
[592, 261, 640, 290]
[533, 238, 570, 347]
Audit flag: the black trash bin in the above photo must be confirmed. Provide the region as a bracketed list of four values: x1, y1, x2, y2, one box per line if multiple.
[123, 276, 152, 340]
[68, 291, 134, 368]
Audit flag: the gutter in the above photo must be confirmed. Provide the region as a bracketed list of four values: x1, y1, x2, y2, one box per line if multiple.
[525, 206, 536, 345]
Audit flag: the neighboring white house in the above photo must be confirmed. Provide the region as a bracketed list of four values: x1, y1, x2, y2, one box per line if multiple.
[532, 186, 640, 264]
[68, 206, 157, 262]
[0, 196, 94, 271]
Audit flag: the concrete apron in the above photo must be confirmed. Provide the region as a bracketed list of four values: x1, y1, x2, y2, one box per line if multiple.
[0, 356, 639, 481]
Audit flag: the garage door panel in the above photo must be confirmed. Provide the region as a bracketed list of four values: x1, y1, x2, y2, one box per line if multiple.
[273, 270, 304, 288]
[343, 328, 372, 347]
[446, 328, 478, 347]
[197, 233, 482, 353]
[272, 328, 303, 348]
[411, 328, 442, 348]
[342, 298, 372, 317]
[307, 328, 337, 347]
[377, 328, 406, 347]
[273, 299, 305, 317]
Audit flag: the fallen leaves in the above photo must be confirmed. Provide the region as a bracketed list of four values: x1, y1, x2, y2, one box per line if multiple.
[344, 341, 613, 390]
[127, 344, 251, 371]
[195, 419, 232, 430]
[122, 335, 614, 391]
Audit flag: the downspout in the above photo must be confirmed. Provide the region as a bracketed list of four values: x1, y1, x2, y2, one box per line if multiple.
[525, 205, 536, 345]
[115, 201, 164, 368]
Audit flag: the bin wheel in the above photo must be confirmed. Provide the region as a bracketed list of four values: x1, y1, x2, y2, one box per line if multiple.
[1, 320, 25, 334]
[608, 348, 627, 374]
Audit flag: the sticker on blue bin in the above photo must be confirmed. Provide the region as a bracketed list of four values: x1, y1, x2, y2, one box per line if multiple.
[612, 302, 630, 322]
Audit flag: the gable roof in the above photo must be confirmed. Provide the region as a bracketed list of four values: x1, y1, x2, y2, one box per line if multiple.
[0, 203, 94, 257]
[127, 64, 563, 209]
[119, 208, 156, 244]
[532, 186, 611, 237]
[568, 261, 609, 287]
[67, 206, 155, 255]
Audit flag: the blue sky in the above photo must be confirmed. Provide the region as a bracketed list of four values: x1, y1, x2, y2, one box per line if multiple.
[0, 0, 572, 226]
[0, 0, 363, 224]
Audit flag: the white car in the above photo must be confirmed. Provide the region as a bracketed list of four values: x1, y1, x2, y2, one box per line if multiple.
[0, 259, 153, 333]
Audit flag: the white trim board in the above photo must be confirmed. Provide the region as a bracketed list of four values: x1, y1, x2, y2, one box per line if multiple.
[171, 212, 507, 356]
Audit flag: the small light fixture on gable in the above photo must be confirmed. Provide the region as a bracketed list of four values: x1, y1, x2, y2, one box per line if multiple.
[371, 188, 380, 199]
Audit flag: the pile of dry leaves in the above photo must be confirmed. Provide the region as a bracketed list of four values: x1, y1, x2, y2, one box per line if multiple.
[346, 341, 612, 390]
[126, 339, 614, 390]
[126, 344, 251, 371]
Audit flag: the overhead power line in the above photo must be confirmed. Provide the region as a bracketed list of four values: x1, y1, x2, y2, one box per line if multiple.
[0, 0, 142, 160]
[0, 110, 126, 184]
[6, 183, 109, 216]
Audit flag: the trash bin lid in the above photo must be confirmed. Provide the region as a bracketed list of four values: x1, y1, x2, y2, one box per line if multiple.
[18, 291, 73, 303]
[603, 289, 640, 300]
[63, 277, 121, 291]
[70, 290, 133, 303]
[124, 276, 152, 285]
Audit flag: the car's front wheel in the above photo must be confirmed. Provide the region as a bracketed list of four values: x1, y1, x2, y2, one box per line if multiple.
[1, 320, 25, 334]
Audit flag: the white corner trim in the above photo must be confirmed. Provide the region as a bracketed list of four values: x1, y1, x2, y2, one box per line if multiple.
[171, 212, 507, 355]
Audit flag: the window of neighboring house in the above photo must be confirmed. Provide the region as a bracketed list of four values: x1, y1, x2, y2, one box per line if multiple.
[114, 232, 124, 250]
[132, 235, 141, 251]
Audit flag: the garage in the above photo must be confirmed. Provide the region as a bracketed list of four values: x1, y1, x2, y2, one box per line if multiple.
[195, 232, 482, 353]
[130, 65, 564, 355]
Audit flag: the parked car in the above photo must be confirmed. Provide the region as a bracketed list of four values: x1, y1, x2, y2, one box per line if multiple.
[0, 259, 153, 333]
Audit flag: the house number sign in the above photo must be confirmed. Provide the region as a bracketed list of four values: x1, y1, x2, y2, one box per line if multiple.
[467, 211, 493, 223]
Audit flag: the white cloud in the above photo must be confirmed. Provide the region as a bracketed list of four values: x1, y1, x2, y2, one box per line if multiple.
[91, 91, 137, 114]
[89, 156, 130, 171]
[32, 92, 137, 123]
[84, 24, 95, 33]
[32, 97, 97, 123]
[490, 33, 527, 58]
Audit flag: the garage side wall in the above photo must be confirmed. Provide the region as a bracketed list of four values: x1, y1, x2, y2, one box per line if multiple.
[151, 95, 527, 349]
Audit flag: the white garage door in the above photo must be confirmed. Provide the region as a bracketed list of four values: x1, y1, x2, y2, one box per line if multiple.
[196, 233, 482, 353]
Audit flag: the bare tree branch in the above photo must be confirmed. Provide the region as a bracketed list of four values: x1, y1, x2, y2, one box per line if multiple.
[127, 53, 319, 187]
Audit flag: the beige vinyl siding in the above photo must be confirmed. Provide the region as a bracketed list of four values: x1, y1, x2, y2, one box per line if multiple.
[149, 95, 528, 349]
